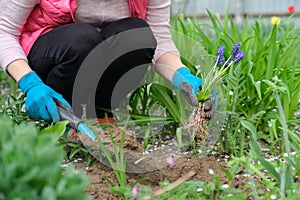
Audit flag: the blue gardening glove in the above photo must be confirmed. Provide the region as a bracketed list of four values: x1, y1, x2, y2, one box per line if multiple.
[172, 68, 202, 95]
[173, 68, 216, 119]
[172, 68, 202, 106]
[18, 71, 71, 122]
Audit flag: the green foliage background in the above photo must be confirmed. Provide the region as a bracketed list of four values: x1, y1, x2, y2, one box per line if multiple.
[0, 116, 91, 200]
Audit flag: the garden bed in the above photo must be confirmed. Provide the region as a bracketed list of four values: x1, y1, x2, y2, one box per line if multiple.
[70, 153, 249, 200]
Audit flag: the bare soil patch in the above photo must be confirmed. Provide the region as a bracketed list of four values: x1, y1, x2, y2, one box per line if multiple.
[72, 153, 249, 200]
[70, 122, 251, 199]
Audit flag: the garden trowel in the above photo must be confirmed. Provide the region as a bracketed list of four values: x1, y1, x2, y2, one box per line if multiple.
[55, 99, 96, 140]
[55, 99, 198, 173]
[55, 99, 120, 167]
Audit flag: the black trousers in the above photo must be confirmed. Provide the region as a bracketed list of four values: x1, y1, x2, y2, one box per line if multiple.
[28, 18, 157, 118]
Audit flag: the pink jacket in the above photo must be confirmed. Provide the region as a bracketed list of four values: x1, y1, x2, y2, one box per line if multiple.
[20, 0, 148, 55]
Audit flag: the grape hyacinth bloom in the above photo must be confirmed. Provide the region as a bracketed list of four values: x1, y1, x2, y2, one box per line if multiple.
[225, 43, 244, 67]
[231, 43, 240, 59]
[231, 43, 244, 64]
[196, 42, 245, 102]
[215, 45, 225, 66]
[232, 50, 245, 64]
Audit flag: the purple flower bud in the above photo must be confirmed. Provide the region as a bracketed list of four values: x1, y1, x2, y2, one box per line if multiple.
[233, 50, 245, 64]
[231, 43, 241, 58]
[218, 45, 225, 56]
[215, 45, 225, 66]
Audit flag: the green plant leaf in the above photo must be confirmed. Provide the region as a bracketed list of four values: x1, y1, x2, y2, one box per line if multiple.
[240, 119, 262, 155]
[240, 120, 257, 140]
[248, 74, 262, 100]
[39, 120, 69, 137]
[266, 25, 277, 80]
[150, 84, 181, 123]
[257, 156, 280, 182]
[0, 115, 90, 199]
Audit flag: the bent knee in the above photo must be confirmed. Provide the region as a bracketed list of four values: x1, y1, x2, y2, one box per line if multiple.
[66, 23, 103, 52]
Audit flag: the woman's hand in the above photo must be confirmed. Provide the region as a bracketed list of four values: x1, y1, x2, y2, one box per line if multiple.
[172, 68, 216, 119]
[18, 71, 71, 122]
[172, 67, 202, 106]
[155, 52, 216, 119]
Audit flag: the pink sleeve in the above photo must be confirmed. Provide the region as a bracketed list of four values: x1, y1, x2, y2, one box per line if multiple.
[0, 0, 39, 72]
[146, 0, 179, 63]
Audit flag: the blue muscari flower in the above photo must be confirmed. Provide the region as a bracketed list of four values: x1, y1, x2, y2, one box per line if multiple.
[233, 50, 245, 64]
[215, 45, 225, 66]
[231, 43, 241, 59]
[225, 43, 244, 66]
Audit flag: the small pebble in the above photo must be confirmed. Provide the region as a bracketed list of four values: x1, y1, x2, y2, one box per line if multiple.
[61, 164, 68, 168]
[221, 184, 229, 189]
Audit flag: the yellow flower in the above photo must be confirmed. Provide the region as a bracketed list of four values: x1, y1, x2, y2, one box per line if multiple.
[271, 16, 280, 25]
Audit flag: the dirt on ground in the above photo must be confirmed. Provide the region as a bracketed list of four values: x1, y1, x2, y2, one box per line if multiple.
[71, 120, 250, 199]
[72, 153, 250, 200]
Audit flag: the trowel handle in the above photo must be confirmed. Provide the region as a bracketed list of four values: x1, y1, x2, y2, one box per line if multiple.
[55, 99, 82, 130]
